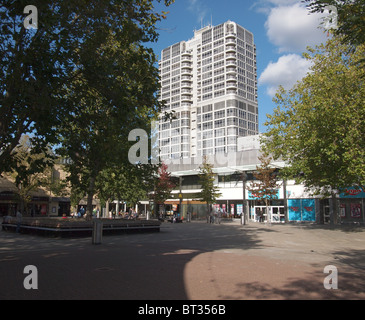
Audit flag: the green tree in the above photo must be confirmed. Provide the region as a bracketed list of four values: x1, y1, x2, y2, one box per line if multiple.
[247, 154, 280, 224]
[305, 0, 365, 70]
[97, 163, 158, 215]
[262, 35, 365, 223]
[305, 0, 365, 46]
[153, 162, 177, 217]
[0, 1, 82, 174]
[198, 156, 222, 222]
[0, 0, 173, 185]
[8, 135, 55, 214]
[56, 0, 174, 218]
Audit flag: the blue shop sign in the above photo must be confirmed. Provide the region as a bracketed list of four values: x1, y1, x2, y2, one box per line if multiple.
[339, 187, 365, 199]
[248, 189, 280, 200]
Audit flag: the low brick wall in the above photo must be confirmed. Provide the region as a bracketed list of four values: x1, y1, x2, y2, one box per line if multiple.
[2, 217, 161, 237]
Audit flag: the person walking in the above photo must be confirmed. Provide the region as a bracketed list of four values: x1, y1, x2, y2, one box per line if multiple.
[16, 210, 22, 233]
[217, 208, 222, 224]
[210, 207, 215, 224]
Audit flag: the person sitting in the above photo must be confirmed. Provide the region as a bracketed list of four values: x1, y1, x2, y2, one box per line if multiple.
[2, 215, 12, 231]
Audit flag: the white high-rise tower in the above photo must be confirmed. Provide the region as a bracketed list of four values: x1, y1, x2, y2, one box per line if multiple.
[158, 21, 258, 161]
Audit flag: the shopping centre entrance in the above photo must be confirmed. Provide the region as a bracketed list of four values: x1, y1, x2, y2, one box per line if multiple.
[253, 206, 285, 223]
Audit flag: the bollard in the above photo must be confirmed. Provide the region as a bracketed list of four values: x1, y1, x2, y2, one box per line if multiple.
[92, 220, 103, 245]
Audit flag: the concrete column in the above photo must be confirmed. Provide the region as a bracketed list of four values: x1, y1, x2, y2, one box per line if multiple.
[116, 200, 120, 218]
[283, 180, 288, 223]
[105, 200, 109, 219]
[315, 198, 321, 224]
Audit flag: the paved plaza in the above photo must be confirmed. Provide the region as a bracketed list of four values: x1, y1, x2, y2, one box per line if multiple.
[1, 220, 365, 300]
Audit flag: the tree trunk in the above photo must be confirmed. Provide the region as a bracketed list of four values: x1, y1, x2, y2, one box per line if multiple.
[154, 202, 158, 218]
[206, 203, 210, 223]
[330, 192, 338, 225]
[265, 198, 270, 224]
[283, 179, 289, 223]
[105, 200, 109, 219]
[86, 176, 96, 220]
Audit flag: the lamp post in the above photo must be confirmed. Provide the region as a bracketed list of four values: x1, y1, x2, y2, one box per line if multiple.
[241, 172, 248, 225]
[179, 176, 183, 220]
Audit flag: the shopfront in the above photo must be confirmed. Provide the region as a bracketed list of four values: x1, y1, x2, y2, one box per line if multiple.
[215, 200, 245, 218]
[288, 199, 316, 222]
[252, 206, 285, 223]
[28, 197, 49, 216]
[339, 187, 365, 224]
[0, 192, 18, 216]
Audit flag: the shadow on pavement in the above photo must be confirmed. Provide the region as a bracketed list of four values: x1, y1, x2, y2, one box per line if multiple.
[1, 221, 364, 300]
[0, 222, 261, 300]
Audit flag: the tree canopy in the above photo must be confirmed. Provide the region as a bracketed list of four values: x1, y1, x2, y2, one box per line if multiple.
[0, 0, 174, 216]
[262, 34, 365, 197]
[0, 0, 173, 191]
[198, 156, 222, 214]
[304, 0, 365, 71]
[247, 154, 280, 223]
[153, 162, 177, 206]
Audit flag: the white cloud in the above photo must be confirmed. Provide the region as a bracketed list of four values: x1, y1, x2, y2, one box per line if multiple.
[265, 3, 328, 53]
[259, 54, 312, 97]
[256, 1, 330, 98]
[251, 0, 302, 15]
[187, 0, 209, 24]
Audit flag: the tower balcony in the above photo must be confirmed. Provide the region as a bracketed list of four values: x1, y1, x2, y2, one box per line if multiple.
[226, 44, 236, 53]
[226, 38, 236, 44]
[181, 89, 192, 94]
[181, 81, 192, 88]
[181, 95, 193, 102]
[226, 66, 237, 74]
[225, 32, 236, 39]
[226, 88, 237, 95]
[181, 75, 192, 81]
[181, 62, 193, 68]
[226, 60, 237, 67]
[181, 54, 192, 62]
[181, 68, 192, 75]
[226, 53, 237, 60]
[226, 75, 237, 81]
[226, 81, 237, 89]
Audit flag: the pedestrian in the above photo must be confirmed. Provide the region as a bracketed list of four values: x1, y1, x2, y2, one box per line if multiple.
[80, 206, 85, 217]
[209, 207, 214, 224]
[2, 215, 11, 231]
[16, 210, 22, 233]
[258, 210, 263, 222]
[217, 208, 222, 224]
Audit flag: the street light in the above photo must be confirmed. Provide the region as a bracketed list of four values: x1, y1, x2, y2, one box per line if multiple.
[179, 176, 183, 219]
[241, 172, 248, 225]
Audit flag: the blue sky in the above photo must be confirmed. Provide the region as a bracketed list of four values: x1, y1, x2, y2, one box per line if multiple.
[149, 0, 331, 133]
